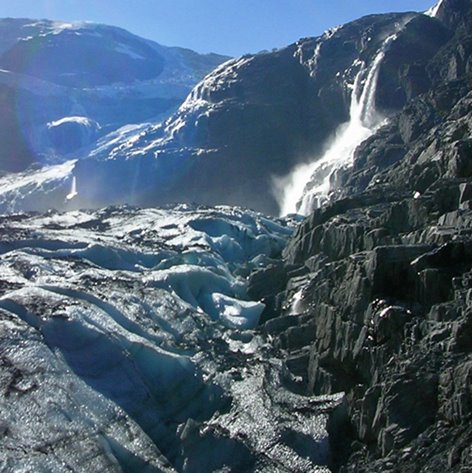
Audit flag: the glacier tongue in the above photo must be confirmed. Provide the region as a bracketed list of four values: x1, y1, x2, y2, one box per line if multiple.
[0, 204, 336, 472]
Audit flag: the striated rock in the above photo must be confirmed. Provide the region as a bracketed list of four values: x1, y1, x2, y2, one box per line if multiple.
[376, 14, 451, 112]
[439, 360, 472, 424]
[261, 1, 472, 471]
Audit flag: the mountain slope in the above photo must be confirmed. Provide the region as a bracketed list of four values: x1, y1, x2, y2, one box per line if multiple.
[0, 7, 453, 215]
[0, 18, 229, 171]
[1, 1, 472, 471]
[253, 0, 472, 470]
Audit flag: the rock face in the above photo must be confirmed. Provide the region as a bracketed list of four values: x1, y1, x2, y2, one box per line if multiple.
[256, 0, 472, 470]
[1, 1, 472, 471]
[0, 19, 228, 171]
[67, 10, 453, 216]
[0, 8, 455, 215]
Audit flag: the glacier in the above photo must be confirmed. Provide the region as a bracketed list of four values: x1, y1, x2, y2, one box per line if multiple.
[0, 2, 465, 470]
[0, 204, 337, 472]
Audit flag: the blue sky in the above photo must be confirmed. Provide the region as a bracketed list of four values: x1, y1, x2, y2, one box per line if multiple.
[1, 0, 436, 56]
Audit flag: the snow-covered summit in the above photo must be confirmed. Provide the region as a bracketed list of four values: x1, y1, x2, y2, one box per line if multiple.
[0, 18, 228, 88]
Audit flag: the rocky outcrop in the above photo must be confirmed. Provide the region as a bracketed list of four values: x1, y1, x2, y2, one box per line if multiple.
[255, 0, 472, 471]
[56, 10, 454, 216]
[1, 1, 472, 471]
[0, 7, 458, 216]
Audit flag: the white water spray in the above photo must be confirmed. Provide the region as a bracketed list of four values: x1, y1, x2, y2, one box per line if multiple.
[276, 33, 398, 216]
[425, 0, 444, 18]
[66, 175, 78, 201]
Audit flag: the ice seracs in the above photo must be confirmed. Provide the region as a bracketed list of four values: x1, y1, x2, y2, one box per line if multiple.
[0, 203, 339, 470]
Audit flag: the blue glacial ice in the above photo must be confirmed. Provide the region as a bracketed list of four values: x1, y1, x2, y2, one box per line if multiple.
[0, 204, 335, 472]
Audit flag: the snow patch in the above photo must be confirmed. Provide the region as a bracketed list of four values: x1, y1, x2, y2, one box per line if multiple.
[47, 116, 99, 130]
[0, 161, 76, 213]
[209, 293, 265, 329]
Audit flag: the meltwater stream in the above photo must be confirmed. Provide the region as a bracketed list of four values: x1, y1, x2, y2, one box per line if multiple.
[277, 33, 398, 216]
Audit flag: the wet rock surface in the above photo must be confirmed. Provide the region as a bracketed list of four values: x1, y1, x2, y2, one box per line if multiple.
[94, 10, 450, 216]
[0, 8, 456, 216]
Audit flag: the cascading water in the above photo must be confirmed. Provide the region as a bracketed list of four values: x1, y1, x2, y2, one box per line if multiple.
[66, 175, 78, 201]
[276, 33, 398, 216]
[425, 0, 445, 17]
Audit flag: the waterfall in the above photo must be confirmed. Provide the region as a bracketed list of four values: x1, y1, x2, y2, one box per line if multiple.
[425, 0, 444, 17]
[276, 33, 397, 216]
[66, 175, 78, 201]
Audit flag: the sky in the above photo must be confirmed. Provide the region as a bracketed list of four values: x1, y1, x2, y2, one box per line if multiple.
[0, 0, 437, 57]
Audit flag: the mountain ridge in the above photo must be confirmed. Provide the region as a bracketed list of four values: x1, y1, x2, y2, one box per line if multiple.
[0, 18, 229, 172]
[0, 6, 455, 215]
[252, 0, 472, 470]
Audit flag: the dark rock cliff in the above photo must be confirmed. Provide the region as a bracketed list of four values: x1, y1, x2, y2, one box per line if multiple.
[0, 7, 457, 216]
[250, 0, 472, 470]
[71, 10, 453, 216]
